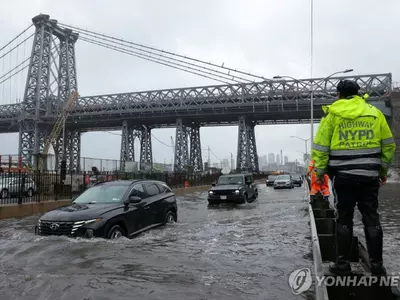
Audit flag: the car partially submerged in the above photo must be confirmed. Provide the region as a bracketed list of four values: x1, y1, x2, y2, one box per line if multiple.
[35, 180, 177, 239]
[208, 173, 258, 205]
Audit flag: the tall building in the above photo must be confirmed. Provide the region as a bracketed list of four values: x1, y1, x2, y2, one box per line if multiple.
[268, 153, 275, 164]
[221, 158, 230, 169]
[276, 154, 280, 165]
[284, 156, 289, 165]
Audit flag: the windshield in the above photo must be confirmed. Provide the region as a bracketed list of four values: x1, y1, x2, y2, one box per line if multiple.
[73, 184, 129, 204]
[267, 175, 277, 180]
[217, 175, 244, 185]
[276, 175, 290, 180]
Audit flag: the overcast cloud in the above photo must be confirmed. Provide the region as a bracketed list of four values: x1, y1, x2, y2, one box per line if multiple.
[0, 0, 399, 167]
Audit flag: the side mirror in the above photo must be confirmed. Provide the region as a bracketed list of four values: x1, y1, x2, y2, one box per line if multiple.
[127, 195, 142, 204]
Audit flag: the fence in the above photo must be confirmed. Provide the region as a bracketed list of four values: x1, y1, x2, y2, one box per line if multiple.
[0, 171, 220, 206]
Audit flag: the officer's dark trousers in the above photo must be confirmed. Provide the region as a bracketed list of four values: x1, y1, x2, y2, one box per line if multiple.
[332, 176, 383, 266]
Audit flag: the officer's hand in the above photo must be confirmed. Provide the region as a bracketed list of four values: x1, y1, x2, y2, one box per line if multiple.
[379, 176, 387, 186]
[316, 174, 324, 184]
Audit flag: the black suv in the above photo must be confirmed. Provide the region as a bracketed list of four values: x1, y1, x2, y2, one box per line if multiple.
[208, 173, 258, 205]
[291, 174, 303, 187]
[35, 180, 177, 239]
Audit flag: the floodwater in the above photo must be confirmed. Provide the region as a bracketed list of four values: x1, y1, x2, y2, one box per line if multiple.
[0, 183, 398, 300]
[353, 183, 400, 272]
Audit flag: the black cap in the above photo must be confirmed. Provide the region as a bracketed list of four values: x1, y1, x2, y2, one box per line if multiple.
[337, 80, 360, 96]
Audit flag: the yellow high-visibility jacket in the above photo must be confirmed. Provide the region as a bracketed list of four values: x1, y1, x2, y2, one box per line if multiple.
[311, 94, 396, 178]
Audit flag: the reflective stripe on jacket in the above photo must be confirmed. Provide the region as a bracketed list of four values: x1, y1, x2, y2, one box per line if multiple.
[311, 94, 396, 178]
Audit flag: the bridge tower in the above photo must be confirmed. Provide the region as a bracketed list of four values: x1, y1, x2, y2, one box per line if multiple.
[20, 14, 79, 171]
[236, 116, 259, 173]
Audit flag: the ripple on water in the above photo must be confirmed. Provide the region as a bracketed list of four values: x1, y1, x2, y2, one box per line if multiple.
[3, 185, 391, 299]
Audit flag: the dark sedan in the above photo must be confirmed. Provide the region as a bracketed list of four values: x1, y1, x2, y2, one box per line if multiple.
[35, 180, 177, 239]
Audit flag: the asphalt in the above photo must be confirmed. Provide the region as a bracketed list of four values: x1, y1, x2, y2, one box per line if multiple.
[0, 182, 398, 300]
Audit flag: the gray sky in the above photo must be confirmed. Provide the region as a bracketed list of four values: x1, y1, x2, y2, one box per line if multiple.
[0, 0, 399, 167]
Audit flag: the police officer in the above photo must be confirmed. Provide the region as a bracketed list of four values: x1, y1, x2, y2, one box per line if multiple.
[311, 80, 396, 275]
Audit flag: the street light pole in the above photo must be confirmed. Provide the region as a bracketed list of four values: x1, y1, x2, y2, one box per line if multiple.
[274, 67, 354, 143]
[310, 0, 314, 143]
[291, 135, 311, 165]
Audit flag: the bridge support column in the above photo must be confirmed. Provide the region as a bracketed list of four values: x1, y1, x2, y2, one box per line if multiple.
[120, 121, 138, 171]
[189, 124, 203, 172]
[65, 130, 81, 172]
[236, 116, 259, 173]
[139, 126, 152, 171]
[174, 118, 189, 172]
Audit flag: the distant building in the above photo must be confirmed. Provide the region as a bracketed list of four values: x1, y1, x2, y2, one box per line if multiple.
[268, 153, 275, 164]
[276, 154, 280, 165]
[284, 156, 289, 165]
[221, 158, 230, 169]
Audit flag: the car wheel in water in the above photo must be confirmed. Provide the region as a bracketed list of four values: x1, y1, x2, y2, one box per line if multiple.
[27, 188, 34, 197]
[107, 224, 125, 239]
[165, 210, 176, 224]
[1, 189, 8, 199]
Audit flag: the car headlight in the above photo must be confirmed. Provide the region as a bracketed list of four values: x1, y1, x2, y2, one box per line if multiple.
[71, 218, 102, 234]
[209, 190, 213, 194]
[235, 190, 240, 194]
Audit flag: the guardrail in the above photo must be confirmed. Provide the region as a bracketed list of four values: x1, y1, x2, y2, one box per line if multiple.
[306, 176, 330, 299]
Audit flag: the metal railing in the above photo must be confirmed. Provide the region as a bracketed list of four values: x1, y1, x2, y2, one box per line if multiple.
[0, 171, 220, 206]
[306, 175, 329, 300]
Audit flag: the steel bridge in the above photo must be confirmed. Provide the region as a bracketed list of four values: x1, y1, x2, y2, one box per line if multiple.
[0, 14, 395, 173]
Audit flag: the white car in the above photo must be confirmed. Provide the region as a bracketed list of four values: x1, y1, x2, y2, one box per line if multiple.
[273, 175, 294, 189]
[0, 175, 37, 198]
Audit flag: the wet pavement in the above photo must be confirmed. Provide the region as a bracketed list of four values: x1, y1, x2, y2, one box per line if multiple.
[0, 182, 398, 300]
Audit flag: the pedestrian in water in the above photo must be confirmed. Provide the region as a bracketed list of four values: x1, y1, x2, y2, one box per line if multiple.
[311, 80, 396, 275]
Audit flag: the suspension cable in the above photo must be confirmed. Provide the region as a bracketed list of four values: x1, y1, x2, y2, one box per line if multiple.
[0, 24, 33, 53]
[79, 36, 232, 84]
[0, 33, 34, 61]
[59, 22, 268, 82]
[0, 57, 30, 80]
[62, 26, 251, 84]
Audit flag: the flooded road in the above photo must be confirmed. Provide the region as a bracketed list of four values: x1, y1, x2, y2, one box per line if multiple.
[353, 182, 400, 272]
[0, 184, 312, 300]
[0, 182, 399, 300]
